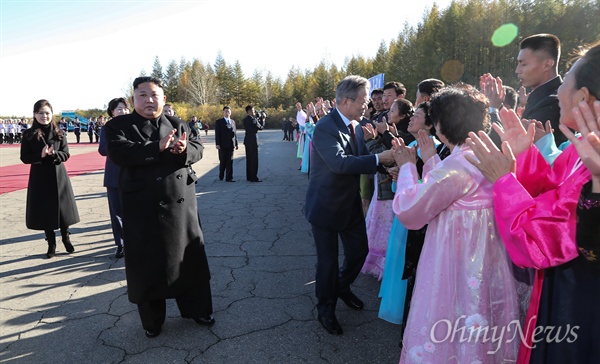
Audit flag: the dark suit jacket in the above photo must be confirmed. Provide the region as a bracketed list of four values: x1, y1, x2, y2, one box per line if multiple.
[305, 109, 378, 230]
[243, 114, 264, 147]
[98, 126, 120, 188]
[522, 76, 565, 145]
[214, 118, 237, 149]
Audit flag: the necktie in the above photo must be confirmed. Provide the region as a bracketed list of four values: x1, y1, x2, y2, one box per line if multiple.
[348, 122, 358, 151]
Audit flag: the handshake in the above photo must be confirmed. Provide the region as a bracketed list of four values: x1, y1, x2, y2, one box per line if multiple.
[377, 149, 395, 166]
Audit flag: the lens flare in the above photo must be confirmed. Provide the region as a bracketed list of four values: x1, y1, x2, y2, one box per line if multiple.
[491, 23, 519, 47]
[441, 60, 464, 83]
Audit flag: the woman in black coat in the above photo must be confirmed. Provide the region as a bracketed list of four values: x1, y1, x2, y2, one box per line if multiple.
[20, 99, 80, 258]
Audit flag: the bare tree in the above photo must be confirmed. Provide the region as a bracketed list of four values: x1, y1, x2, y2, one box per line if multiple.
[185, 60, 218, 106]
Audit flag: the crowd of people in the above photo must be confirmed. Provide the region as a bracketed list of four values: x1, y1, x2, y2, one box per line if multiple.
[0, 118, 30, 144]
[298, 34, 600, 363]
[15, 32, 599, 362]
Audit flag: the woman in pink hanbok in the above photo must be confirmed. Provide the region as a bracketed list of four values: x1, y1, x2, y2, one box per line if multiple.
[466, 41, 600, 364]
[393, 85, 521, 363]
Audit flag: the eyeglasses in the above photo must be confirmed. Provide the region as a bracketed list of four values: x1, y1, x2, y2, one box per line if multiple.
[348, 97, 369, 106]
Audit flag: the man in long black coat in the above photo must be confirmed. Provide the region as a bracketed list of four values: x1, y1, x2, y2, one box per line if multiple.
[242, 105, 264, 182]
[104, 76, 213, 338]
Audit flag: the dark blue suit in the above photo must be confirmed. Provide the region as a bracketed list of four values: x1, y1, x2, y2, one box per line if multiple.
[214, 117, 237, 181]
[305, 109, 377, 317]
[99, 126, 123, 249]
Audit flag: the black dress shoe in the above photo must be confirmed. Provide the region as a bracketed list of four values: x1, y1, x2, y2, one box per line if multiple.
[115, 246, 124, 259]
[191, 315, 215, 326]
[251, 179, 262, 182]
[339, 291, 364, 310]
[226, 179, 236, 182]
[318, 315, 343, 335]
[46, 244, 56, 258]
[145, 327, 162, 338]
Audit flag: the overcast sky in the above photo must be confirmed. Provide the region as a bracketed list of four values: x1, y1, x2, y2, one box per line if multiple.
[1, 0, 454, 116]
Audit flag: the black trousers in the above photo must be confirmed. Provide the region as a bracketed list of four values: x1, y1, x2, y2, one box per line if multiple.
[137, 284, 213, 332]
[311, 207, 369, 317]
[218, 147, 234, 180]
[245, 144, 259, 181]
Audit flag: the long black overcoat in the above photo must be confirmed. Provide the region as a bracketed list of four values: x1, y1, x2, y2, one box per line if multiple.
[104, 111, 211, 303]
[20, 125, 80, 230]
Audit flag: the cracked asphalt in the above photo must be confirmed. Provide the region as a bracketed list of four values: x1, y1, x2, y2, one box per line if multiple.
[0, 130, 402, 363]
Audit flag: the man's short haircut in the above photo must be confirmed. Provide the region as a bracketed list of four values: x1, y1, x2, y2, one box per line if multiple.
[107, 97, 129, 117]
[371, 88, 384, 97]
[417, 78, 445, 97]
[335, 75, 370, 105]
[133, 76, 165, 90]
[164, 103, 172, 108]
[383, 81, 406, 97]
[223, 106, 231, 111]
[502, 86, 518, 110]
[520, 34, 561, 62]
[245, 105, 254, 112]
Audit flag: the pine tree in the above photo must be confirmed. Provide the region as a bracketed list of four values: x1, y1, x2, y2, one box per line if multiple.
[151, 56, 163, 80]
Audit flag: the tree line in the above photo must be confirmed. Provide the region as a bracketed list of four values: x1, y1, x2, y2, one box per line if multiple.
[75, 0, 599, 127]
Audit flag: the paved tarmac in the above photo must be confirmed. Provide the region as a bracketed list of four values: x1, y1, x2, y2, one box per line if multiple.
[0, 130, 402, 364]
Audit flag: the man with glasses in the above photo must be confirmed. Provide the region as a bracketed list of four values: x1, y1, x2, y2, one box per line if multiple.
[305, 75, 395, 335]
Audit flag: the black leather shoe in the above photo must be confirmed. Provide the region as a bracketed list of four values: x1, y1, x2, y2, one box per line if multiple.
[145, 327, 161, 338]
[115, 246, 124, 259]
[339, 291, 364, 311]
[318, 315, 343, 335]
[46, 244, 56, 258]
[192, 316, 215, 326]
[251, 179, 262, 182]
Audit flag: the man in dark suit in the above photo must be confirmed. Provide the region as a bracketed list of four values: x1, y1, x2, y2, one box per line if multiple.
[214, 106, 238, 182]
[516, 33, 565, 145]
[104, 76, 214, 338]
[305, 75, 394, 335]
[243, 105, 264, 182]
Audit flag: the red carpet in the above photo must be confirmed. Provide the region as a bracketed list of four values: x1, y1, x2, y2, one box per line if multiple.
[0, 150, 106, 195]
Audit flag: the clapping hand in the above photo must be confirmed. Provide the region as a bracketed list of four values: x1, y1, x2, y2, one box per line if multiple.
[416, 129, 436, 163]
[559, 100, 600, 192]
[465, 131, 516, 184]
[518, 86, 529, 108]
[373, 118, 388, 134]
[160, 129, 187, 154]
[41, 144, 55, 158]
[521, 119, 553, 144]
[480, 73, 505, 109]
[362, 123, 376, 140]
[306, 102, 315, 117]
[391, 137, 416, 167]
[496, 107, 536, 157]
[170, 131, 187, 155]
